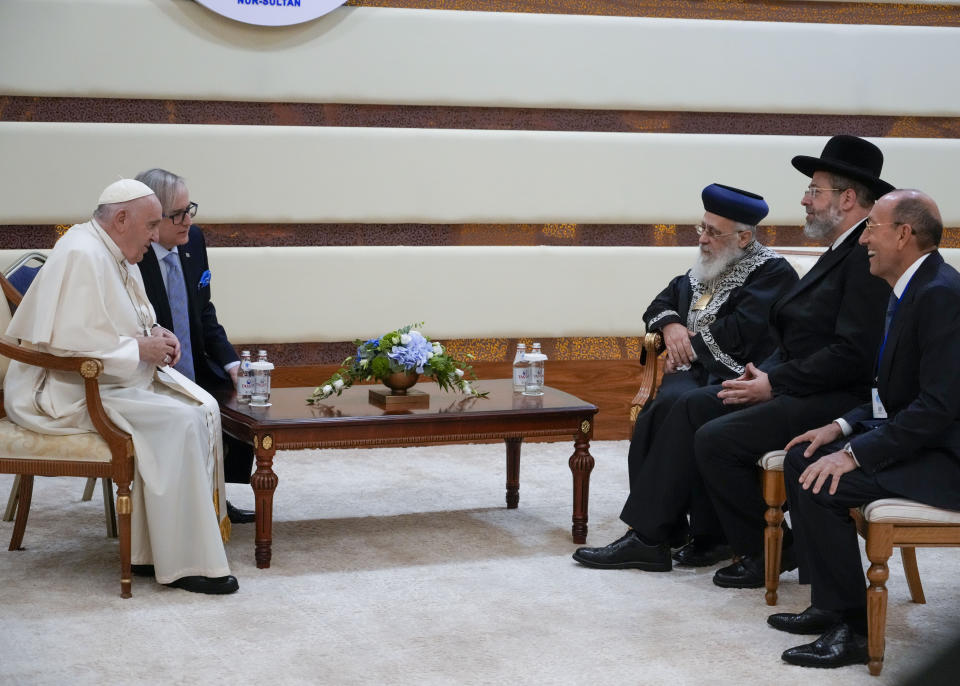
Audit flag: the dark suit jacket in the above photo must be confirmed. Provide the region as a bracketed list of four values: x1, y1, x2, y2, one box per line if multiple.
[138, 225, 238, 394]
[842, 252, 960, 510]
[764, 220, 890, 398]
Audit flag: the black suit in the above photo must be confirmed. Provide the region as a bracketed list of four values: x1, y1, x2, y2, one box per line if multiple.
[785, 252, 960, 613]
[620, 245, 798, 543]
[139, 225, 253, 483]
[686, 221, 891, 556]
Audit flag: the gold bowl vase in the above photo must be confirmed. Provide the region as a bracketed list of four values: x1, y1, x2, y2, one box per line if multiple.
[381, 370, 420, 395]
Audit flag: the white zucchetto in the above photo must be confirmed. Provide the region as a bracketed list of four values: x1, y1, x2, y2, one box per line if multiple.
[97, 179, 156, 205]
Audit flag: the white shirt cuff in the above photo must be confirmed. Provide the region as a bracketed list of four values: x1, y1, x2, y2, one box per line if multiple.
[842, 441, 860, 468]
[224, 361, 240, 372]
[834, 418, 853, 437]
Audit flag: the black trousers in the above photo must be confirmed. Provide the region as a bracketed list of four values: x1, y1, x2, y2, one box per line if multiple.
[224, 434, 255, 484]
[620, 370, 725, 545]
[690, 386, 863, 556]
[784, 442, 892, 614]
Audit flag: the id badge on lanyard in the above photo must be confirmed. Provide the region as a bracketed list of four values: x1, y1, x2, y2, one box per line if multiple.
[871, 387, 888, 419]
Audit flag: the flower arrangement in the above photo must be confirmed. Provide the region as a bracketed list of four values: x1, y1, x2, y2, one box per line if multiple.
[307, 323, 487, 403]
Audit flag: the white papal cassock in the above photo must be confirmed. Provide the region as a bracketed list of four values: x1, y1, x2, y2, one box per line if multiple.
[3, 219, 231, 583]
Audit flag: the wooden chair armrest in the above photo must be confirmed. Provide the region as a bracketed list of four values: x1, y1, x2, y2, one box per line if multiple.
[0, 338, 133, 456]
[0, 278, 22, 309]
[629, 331, 665, 424]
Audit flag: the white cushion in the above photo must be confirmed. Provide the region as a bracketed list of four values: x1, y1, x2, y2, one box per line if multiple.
[758, 450, 786, 470]
[863, 498, 960, 525]
[0, 417, 112, 462]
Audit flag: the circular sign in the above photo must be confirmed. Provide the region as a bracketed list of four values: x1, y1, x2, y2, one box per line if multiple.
[195, 0, 349, 27]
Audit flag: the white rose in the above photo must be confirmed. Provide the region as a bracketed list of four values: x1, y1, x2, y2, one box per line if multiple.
[400, 334, 412, 344]
[321, 384, 333, 396]
[433, 343, 443, 353]
[455, 368, 465, 378]
[426, 351, 434, 359]
[333, 379, 344, 390]
[360, 359, 368, 368]
[461, 382, 471, 394]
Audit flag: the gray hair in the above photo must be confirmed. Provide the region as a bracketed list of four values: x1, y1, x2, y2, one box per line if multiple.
[93, 202, 122, 224]
[134, 168, 186, 215]
[734, 221, 756, 243]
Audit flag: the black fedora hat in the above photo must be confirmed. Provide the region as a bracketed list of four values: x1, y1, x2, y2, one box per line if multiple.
[792, 135, 895, 198]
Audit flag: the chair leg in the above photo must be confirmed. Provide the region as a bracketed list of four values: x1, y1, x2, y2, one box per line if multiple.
[115, 478, 132, 599]
[762, 468, 786, 605]
[3, 474, 22, 522]
[865, 522, 894, 676]
[8, 475, 33, 551]
[899, 546, 925, 604]
[101, 478, 118, 538]
[81, 476, 97, 501]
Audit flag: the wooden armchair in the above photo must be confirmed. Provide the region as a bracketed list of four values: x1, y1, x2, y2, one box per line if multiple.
[854, 499, 960, 676]
[1, 255, 118, 538]
[0, 273, 136, 598]
[629, 332, 665, 423]
[760, 449, 960, 676]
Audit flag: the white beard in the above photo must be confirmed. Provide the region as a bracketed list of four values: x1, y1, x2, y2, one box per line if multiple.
[690, 242, 746, 282]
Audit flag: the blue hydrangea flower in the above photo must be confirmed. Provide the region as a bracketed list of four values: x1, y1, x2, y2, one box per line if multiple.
[387, 331, 433, 373]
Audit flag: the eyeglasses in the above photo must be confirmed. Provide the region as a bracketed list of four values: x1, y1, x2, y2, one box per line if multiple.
[695, 225, 740, 239]
[864, 220, 905, 234]
[803, 186, 844, 199]
[163, 201, 198, 225]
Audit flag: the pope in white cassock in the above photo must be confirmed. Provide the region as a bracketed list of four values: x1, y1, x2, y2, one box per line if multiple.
[3, 179, 238, 594]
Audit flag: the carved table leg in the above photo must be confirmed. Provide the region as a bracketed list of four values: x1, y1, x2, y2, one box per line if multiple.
[251, 433, 279, 569]
[568, 422, 595, 544]
[504, 437, 522, 509]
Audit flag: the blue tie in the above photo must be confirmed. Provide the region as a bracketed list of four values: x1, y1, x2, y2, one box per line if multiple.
[883, 293, 898, 338]
[163, 252, 195, 381]
[877, 293, 898, 371]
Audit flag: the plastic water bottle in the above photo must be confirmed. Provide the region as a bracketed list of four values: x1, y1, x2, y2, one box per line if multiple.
[523, 342, 547, 396]
[237, 350, 254, 403]
[250, 350, 274, 406]
[512, 343, 529, 392]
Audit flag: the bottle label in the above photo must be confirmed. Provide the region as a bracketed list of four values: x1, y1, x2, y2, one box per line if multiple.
[238, 374, 255, 396]
[513, 367, 528, 386]
[531, 365, 545, 387]
[254, 373, 270, 395]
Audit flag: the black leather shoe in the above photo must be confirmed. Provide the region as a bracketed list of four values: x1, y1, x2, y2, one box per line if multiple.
[768, 605, 843, 635]
[131, 564, 155, 577]
[572, 530, 671, 571]
[781, 623, 868, 668]
[672, 539, 733, 567]
[166, 575, 239, 595]
[227, 500, 256, 524]
[712, 547, 797, 588]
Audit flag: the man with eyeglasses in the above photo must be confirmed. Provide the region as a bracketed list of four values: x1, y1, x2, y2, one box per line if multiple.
[689, 135, 894, 590]
[573, 183, 797, 572]
[135, 168, 256, 526]
[771, 189, 960, 668]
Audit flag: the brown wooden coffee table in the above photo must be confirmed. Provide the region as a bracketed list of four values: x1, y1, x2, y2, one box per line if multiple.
[217, 379, 598, 568]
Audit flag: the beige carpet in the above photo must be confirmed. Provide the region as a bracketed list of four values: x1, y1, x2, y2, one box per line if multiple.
[1, 440, 957, 685]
